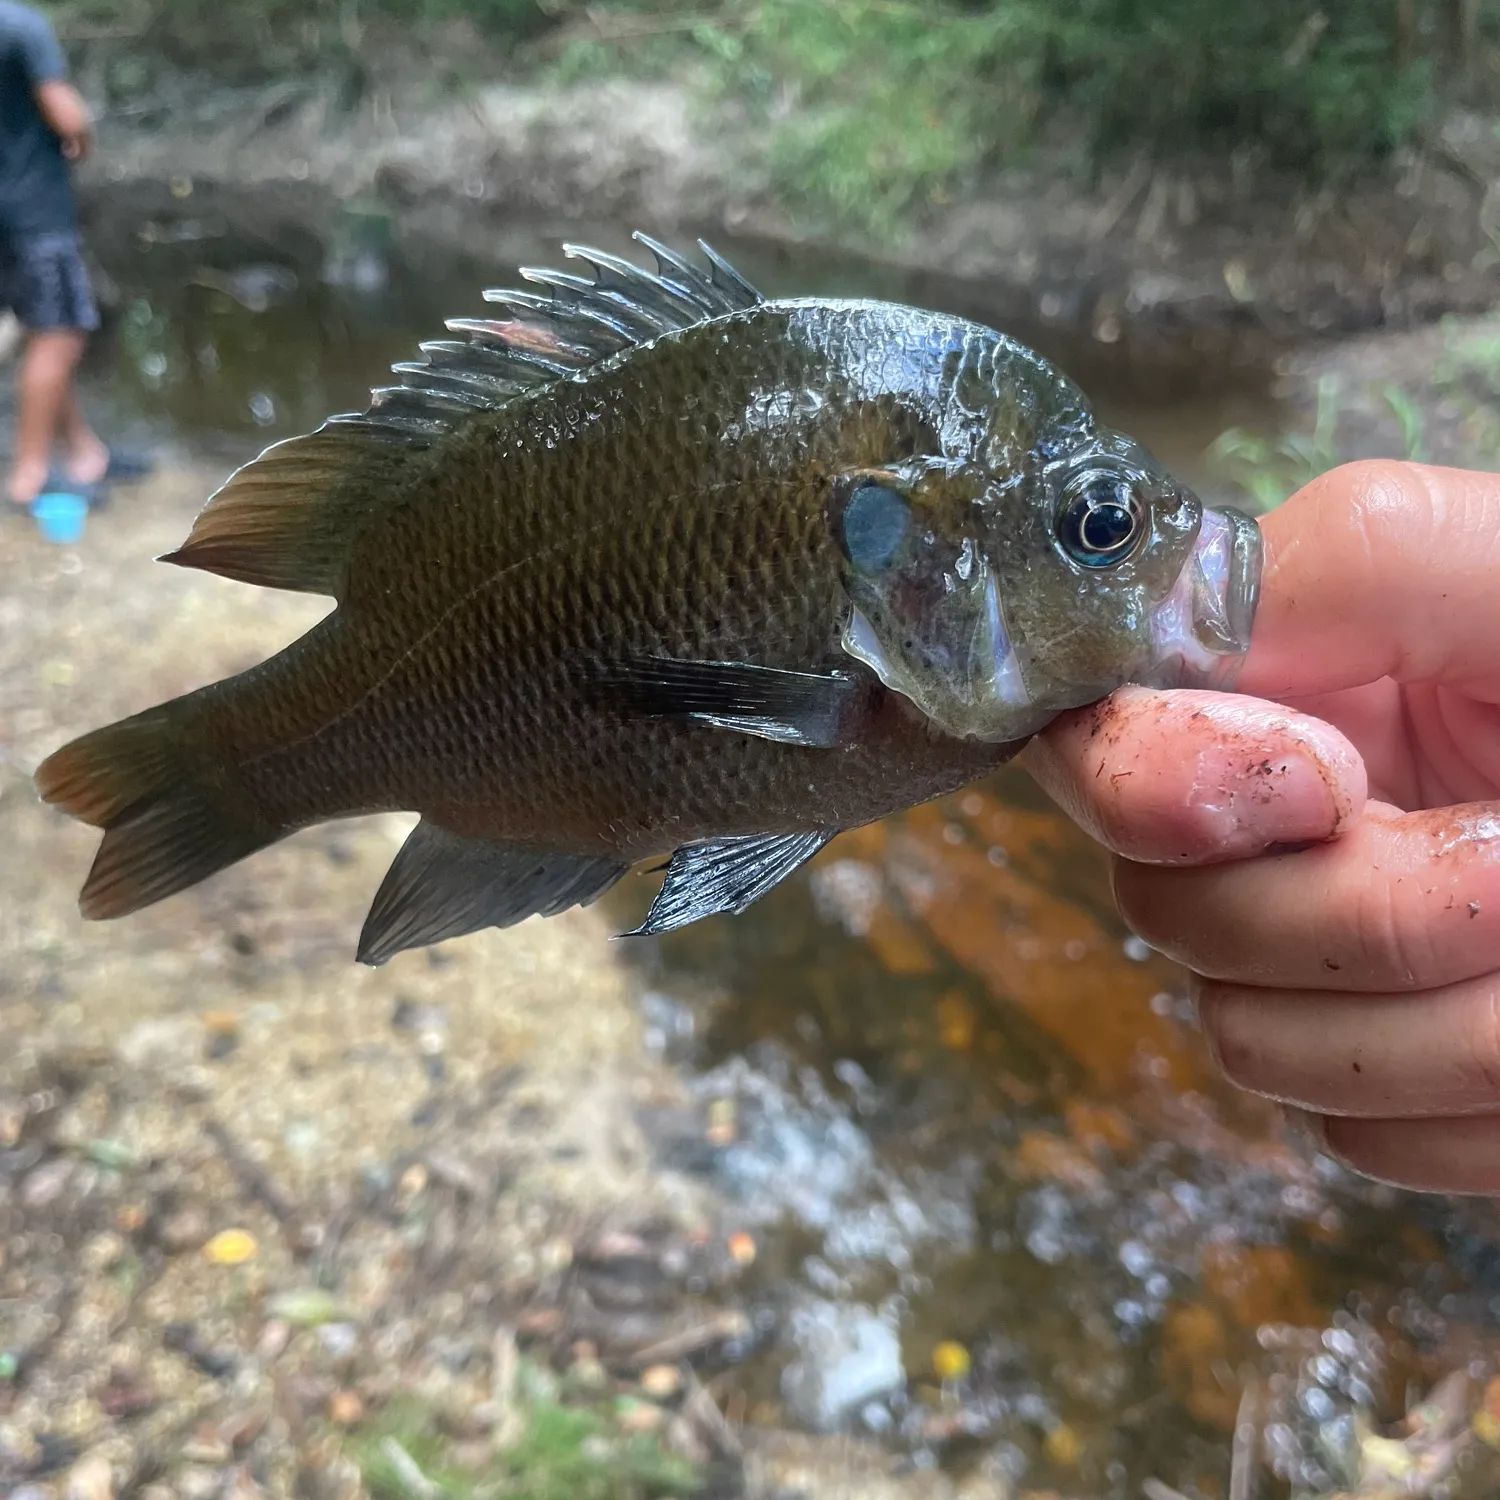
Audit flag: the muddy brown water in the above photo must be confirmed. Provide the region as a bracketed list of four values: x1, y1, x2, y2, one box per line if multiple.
[22, 199, 1500, 1498]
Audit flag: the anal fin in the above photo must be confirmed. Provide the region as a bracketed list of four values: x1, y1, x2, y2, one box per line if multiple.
[626, 830, 835, 937]
[596, 656, 871, 749]
[358, 821, 627, 966]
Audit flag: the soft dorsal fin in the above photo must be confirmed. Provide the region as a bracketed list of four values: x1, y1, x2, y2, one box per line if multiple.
[161, 235, 765, 600]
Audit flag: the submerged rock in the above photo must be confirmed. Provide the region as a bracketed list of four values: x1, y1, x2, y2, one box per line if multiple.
[782, 1298, 904, 1430]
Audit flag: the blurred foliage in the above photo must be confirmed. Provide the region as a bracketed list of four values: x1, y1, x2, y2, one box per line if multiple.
[349, 1371, 703, 1500]
[40, 0, 1500, 230]
[1210, 375, 1350, 513]
[548, 0, 1496, 231]
[40, 0, 555, 79]
[1209, 315, 1500, 513]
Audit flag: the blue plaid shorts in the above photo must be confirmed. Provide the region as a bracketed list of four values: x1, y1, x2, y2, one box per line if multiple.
[0, 229, 100, 333]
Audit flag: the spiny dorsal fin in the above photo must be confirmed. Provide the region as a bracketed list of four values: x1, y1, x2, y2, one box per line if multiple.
[162, 235, 764, 599]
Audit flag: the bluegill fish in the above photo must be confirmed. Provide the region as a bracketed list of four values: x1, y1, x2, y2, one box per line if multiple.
[36, 235, 1261, 964]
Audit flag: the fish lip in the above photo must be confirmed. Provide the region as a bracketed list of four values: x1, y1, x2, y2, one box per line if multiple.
[1220, 505, 1262, 655]
[1148, 504, 1264, 691]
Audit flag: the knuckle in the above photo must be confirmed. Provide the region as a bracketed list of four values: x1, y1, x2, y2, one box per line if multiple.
[1461, 985, 1500, 1099]
[1197, 985, 1255, 1084]
[1351, 876, 1432, 988]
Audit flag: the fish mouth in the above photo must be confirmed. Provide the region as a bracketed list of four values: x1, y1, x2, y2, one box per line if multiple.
[1147, 506, 1263, 691]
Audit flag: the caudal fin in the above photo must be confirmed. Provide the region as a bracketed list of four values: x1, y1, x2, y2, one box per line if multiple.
[35, 705, 282, 919]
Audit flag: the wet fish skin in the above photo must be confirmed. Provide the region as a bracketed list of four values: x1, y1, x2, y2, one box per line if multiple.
[34, 237, 1259, 961]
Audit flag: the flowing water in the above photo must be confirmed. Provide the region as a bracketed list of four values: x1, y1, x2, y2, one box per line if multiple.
[54, 195, 1500, 1498]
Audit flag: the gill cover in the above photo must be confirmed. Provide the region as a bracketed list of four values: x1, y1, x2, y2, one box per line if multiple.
[830, 463, 1054, 743]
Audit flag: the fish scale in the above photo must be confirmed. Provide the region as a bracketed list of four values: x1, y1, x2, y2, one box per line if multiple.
[35, 236, 1261, 963]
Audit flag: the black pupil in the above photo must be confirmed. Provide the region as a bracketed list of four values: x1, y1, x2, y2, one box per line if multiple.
[1064, 478, 1140, 563]
[1081, 501, 1135, 552]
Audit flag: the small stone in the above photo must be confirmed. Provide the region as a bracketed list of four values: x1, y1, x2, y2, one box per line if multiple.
[396, 1163, 428, 1204]
[0, 1095, 26, 1148]
[159, 1206, 211, 1253]
[640, 1364, 682, 1400]
[705, 1098, 736, 1147]
[954, 1473, 1015, 1500]
[566, 1356, 608, 1392]
[81, 1232, 126, 1273]
[538, 1237, 572, 1274]
[203, 1228, 257, 1266]
[204, 1031, 239, 1062]
[1044, 1421, 1082, 1467]
[64, 1453, 114, 1500]
[326, 1390, 364, 1426]
[98, 1367, 155, 1417]
[22, 1158, 73, 1208]
[224, 1469, 265, 1500]
[179, 1425, 232, 1465]
[616, 1397, 665, 1434]
[318, 1323, 359, 1360]
[257, 1321, 291, 1359]
[175, 1468, 220, 1500]
[115, 1203, 148, 1234]
[219, 1407, 268, 1452]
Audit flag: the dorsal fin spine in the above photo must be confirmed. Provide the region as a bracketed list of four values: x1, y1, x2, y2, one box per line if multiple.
[161, 237, 765, 599]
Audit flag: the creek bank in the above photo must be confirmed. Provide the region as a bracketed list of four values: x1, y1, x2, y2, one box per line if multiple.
[70, 71, 1500, 382]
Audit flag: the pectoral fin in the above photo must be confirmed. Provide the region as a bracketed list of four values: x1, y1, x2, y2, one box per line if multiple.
[595, 656, 872, 748]
[358, 822, 627, 965]
[625, 830, 835, 936]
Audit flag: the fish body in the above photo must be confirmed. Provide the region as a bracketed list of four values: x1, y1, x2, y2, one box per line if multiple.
[36, 236, 1262, 962]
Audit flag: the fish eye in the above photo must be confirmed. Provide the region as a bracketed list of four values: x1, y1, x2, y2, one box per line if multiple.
[839, 481, 910, 573]
[1059, 475, 1145, 568]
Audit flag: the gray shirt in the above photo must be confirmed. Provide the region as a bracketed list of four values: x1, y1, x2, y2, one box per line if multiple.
[0, 1, 75, 239]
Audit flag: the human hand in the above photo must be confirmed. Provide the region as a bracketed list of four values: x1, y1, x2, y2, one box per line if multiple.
[1019, 460, 1500, 1194]
[34, 80, 92, 162]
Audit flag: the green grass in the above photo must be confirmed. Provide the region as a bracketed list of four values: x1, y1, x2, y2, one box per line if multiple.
[347, 1367, 704, 1500]
[1209, 375, 1348, 513]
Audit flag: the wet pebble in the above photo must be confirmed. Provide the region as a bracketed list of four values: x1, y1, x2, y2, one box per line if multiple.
[317, 1323, 359, 1360]
[640, 1364, 682, 1400]
[174, 1468, 220, 1500]
[81, 1232, 126, 1274]
[63, 1453, 113, 1500]
[256, 1320, 290, 1359]
[158, 1205, 211, 1253]
[617, 1398, 665, 1434]
[22, 1158, 73, 1209]
[97, 1367, 156, 1418]
[180, 1426, 232, 1466]
[782, 1300, 905, 1431]
[326, 1390, 363, 1426]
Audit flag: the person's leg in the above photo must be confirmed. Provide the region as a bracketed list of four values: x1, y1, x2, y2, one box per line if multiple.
[7, 326, 85, 506]
[3, 231, 102, 506]
[58, 384, 108, 487]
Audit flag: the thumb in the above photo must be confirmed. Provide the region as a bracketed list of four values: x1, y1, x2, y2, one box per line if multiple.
[1239, 460, 1500, 700]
